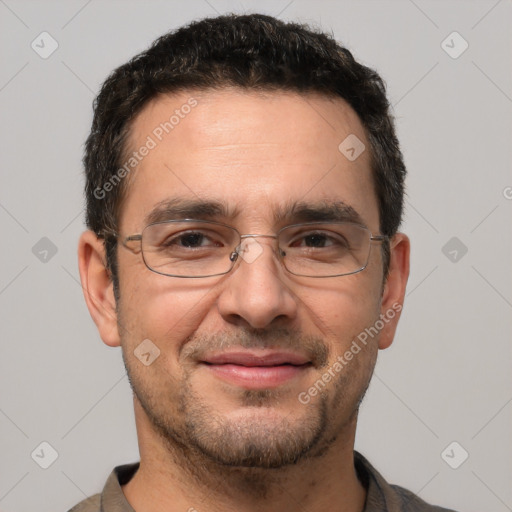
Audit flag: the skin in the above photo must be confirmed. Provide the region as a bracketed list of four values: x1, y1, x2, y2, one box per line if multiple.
[78, 88, 410, 512]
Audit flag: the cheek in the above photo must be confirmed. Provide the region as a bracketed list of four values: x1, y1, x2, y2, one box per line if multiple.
[298, 273, 382, 351]
[117, 266, 219, 356]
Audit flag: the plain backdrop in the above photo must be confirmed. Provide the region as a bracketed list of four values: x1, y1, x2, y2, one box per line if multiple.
[0, 1, 511, 511]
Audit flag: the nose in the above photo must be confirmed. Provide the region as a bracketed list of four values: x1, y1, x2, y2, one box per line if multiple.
[216, 237, 298, 329]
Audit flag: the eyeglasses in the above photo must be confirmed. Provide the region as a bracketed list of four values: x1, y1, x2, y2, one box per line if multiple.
[116, 219, 388, 278]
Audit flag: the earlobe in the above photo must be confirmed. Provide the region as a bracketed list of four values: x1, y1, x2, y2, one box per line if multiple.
[378, 233, 410, 350]
[78, 230, 121, 347]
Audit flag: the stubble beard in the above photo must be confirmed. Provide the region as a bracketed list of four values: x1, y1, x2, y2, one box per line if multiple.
[121, 326, 376, 494]
[125, 355, 372, 471]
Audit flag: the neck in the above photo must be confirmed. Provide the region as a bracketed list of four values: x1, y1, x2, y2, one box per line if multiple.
[122, 398, 366, 512]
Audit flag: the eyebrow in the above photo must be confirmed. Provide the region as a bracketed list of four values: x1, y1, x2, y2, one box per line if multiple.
[145, 198, 241, 225]
[277, 199, 365, 226]
[144, 198, 365, 228]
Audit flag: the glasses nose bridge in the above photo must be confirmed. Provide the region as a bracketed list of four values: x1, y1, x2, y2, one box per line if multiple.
[240, 233, 278, 241]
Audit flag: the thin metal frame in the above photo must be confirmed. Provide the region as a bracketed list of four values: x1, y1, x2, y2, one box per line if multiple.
[116, 219, 388, 278]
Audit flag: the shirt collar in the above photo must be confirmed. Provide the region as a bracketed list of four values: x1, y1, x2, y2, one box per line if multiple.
[93, 451, 439, 512]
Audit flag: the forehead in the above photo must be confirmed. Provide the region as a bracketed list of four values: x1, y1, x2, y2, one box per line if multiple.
[120, 88, 378, 232]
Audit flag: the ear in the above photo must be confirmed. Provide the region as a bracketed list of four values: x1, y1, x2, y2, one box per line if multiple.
[378, 233, 410, 350]
[78, 230, 121, 347]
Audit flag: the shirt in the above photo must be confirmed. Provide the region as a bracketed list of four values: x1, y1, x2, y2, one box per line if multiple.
[68, 451, 457, 512]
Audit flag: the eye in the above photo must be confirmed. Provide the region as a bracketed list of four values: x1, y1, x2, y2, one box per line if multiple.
[301, 233, 332, 248]
[290, 231, 349, 249]
[163, 230, 222, 249]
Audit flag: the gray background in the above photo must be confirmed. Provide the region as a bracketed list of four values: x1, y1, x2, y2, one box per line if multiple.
[0, 1, 511, 511]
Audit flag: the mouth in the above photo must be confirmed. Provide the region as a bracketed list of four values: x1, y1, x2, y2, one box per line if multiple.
[199, 351, 313, 389]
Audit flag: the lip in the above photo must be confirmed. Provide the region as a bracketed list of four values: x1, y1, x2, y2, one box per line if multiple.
[200, 350, 312, 389]
[202, 350, 311, 366]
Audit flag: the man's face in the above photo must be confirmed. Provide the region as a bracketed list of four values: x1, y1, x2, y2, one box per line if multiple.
[114, 89, 389, 468]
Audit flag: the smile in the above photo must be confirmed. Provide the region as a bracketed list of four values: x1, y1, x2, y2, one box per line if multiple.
[200, 351, 313, 389]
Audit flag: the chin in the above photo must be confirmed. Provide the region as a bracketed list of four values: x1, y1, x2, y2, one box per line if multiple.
[177, 386, 330, 469]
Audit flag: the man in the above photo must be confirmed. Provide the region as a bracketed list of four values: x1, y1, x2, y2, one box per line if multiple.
[72, 13, 455, 512]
